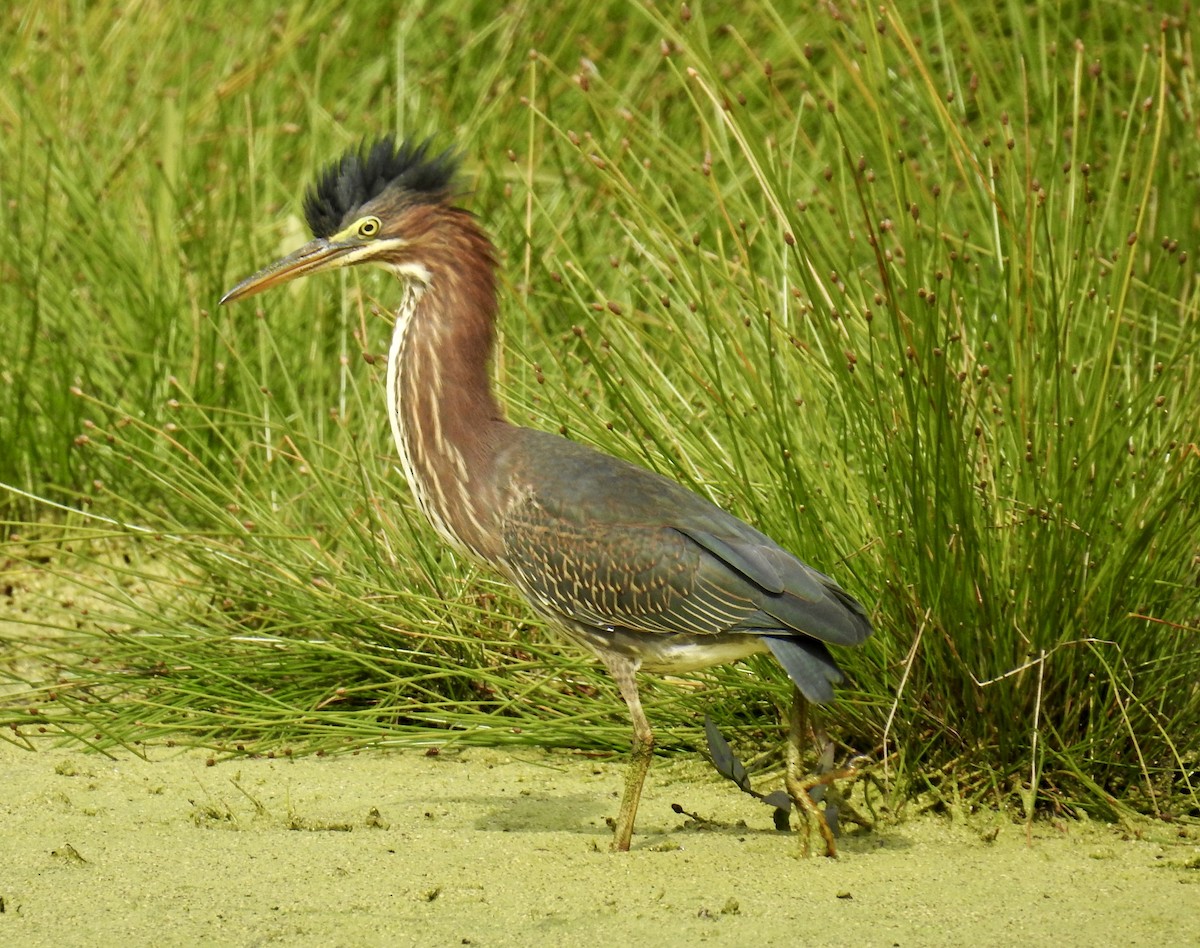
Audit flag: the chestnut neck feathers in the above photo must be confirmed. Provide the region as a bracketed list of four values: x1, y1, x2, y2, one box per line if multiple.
[301, 140, 505, 561]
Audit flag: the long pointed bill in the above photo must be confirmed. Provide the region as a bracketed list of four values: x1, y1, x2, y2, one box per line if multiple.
[220, 237, 357, 304]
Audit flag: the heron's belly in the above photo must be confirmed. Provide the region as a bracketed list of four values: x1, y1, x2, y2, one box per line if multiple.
[557, 621, 770, 674]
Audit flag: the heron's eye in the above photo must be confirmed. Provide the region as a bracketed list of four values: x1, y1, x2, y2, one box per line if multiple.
[357, 216, 381, 239]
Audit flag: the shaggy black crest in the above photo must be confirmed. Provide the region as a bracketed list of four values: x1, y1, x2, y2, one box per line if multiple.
[303, 137, 459, 239]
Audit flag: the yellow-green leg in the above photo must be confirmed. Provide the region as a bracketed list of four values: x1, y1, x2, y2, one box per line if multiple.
[784, 684, 839, 857]
[604, 654, 654, 852]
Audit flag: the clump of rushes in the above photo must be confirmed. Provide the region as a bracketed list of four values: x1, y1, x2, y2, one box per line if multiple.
[2, 2, 1196, 822]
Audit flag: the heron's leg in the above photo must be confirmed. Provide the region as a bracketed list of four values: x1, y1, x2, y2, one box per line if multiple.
[602, 653, 653, 852]
[784, 684, 839, 858]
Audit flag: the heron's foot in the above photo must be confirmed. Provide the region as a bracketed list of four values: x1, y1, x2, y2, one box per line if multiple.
[787, 770, 837, 857]
[786, 761, 863, 858]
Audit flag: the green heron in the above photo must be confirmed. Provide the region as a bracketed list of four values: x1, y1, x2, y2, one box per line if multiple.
[222, 137, 872, 853]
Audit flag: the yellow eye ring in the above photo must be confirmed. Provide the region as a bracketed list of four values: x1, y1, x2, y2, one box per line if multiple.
[357, 216, 381, 238]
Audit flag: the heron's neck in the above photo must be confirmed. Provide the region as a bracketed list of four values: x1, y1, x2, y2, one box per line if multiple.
[385, 221, 510, 560]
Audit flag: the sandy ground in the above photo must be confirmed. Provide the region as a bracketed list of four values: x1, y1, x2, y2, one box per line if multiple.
[1, 741, 1196, 947]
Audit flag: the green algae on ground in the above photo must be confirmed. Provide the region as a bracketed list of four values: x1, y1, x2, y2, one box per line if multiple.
[1, 742, 1196, 947]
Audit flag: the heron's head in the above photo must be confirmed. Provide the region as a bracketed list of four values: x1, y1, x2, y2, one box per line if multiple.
[221, 137, 461, 304]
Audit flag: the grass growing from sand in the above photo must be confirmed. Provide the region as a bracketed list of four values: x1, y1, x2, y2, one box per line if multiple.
[2, 1, 1197, 823]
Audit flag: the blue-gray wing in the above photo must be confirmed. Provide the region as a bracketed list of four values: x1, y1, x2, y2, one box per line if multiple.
[496, 432, 872, 701]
